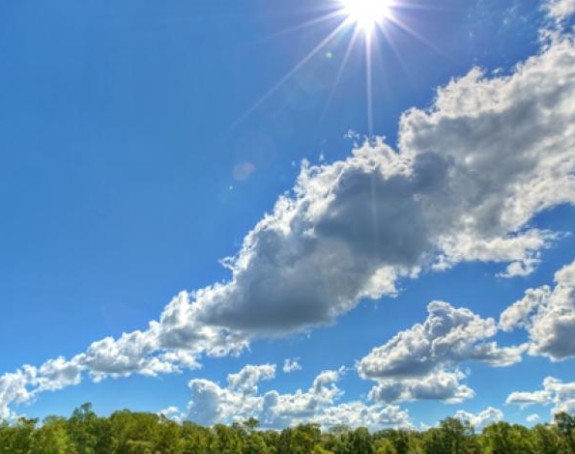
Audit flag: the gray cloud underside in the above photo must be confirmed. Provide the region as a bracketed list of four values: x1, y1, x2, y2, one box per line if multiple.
[2, 27, 575, 420]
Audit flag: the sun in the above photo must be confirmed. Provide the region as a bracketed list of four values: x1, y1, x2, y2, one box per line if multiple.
[340, 0, 392, 33]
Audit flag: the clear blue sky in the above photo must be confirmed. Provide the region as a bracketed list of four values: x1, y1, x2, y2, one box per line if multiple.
[1, 0, 575, 429]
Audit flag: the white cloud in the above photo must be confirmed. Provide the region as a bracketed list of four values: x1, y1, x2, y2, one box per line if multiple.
[158, 406, 185, 423]
[506, 376, 575, 415]
[186, 365, 339, 426]
[0, 369, 35, 422]
[359, 301, 524, 404]
[505, 389, 551, 408]
[544, 0, 575, 23]
[369, 369, 475, 404]
[499, 286, 552, 332]
[527, 413, 541, 423]
[186, 378, 256, 426]
[34, 356, 84, 392]
[3, 25, 575, 418]
[261, 369, 346, 427]
[0, 357, 86, 421]
[82, 327, 180, 381]
[227, 364, 276, 395]
[183, 364, 410, 430]
[497, 257, 542, 279]
[500, 259, 575, 361]
[157, 291, 249, 356]
[283, 358, 302, 374]
[184, 364, 277, 426]
[454, 407, 504, 430]
[308, 401, 410, 432]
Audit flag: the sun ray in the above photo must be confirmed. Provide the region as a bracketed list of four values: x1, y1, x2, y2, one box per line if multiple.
[318, 27, 361, 128]
[392, 0, 460, 13]
[375, 21, 414, 83]
[365, 35, 374, 135]
[269, 10, 343, 40]
[232, 18, 352, 128]
[385, 13, 447, 58]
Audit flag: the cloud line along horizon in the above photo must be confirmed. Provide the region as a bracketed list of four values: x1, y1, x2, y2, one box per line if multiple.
[1, 0, 575, 429]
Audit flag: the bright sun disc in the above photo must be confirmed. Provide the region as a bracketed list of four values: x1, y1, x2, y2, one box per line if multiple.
[341, 0, 391, 32]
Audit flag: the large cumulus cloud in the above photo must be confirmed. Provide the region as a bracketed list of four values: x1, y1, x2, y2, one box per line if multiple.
[176, 30, 575, 337]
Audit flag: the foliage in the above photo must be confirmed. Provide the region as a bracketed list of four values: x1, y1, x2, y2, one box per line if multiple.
[0, 404, 574, 453]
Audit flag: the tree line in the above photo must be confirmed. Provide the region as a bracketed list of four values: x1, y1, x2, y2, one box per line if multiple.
[1, 403, 575, 453]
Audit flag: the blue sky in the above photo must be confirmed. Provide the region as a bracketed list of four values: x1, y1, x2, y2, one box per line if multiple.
[1, 0, 575, 430]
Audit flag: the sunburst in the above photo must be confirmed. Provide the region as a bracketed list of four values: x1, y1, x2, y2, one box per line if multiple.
[235, 0, 437, 135]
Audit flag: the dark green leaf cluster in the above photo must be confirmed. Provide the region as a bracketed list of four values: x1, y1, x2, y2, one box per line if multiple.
[1, 404, 575, 454]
